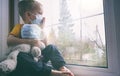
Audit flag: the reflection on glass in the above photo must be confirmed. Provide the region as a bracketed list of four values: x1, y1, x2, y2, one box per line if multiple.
[35, 0, 107, 67]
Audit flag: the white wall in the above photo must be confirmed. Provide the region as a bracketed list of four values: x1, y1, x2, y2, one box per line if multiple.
[0, 0, 9, 61]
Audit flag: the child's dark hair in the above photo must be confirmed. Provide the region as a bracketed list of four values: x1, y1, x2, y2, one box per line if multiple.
[18, 0, 42, 19]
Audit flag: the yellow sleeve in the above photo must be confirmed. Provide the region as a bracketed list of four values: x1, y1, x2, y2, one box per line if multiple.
[9, 24, 23, 37]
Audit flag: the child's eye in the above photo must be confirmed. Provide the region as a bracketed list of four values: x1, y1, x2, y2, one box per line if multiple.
[38, 11, 43, 15]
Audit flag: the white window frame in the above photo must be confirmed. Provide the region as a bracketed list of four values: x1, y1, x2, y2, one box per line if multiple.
[15, 0, 120, 76]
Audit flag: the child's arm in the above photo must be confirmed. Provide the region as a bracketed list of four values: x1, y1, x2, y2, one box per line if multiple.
[7, 35, 30, 46]
[7, 35, 42, 47]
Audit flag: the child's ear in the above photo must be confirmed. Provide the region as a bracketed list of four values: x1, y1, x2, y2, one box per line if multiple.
[25, 11, 31, 17]
[25, 11, 33, 22]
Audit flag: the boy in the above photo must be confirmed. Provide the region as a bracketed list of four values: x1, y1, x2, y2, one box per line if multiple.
[7, 0, 74, 76]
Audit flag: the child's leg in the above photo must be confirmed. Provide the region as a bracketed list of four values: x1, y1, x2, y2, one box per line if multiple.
[10, 52, 74, 76]
[41, 44, 66, 70]
[14, 52, 51, 76]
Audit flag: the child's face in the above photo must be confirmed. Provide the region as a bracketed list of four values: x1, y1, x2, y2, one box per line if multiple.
[30, 8, 43, 21]
[25, 7, 43, 24]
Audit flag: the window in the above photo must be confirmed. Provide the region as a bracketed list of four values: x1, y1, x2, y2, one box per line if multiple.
[36, 0, 107, 67]
[18, 0, 119, 76]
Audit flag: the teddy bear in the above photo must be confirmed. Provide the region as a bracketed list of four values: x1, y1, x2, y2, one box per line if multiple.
[0, 24, 46, 74]
[0, 44, 42, 74]
[21, 24, 46, 61]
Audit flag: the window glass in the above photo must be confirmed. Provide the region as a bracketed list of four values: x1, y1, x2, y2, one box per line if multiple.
[35, 0, 107, 67]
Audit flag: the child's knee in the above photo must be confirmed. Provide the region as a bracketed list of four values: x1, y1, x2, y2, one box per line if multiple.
[45, 44, 59, 53]
[47, 44, 56, 49]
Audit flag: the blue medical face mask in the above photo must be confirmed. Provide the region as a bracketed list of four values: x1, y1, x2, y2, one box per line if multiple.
[31, 14, 43, 25]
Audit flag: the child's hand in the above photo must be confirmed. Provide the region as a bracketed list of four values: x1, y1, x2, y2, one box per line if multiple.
[31, 39, 44, 48]
[40, 17, 45, 29]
